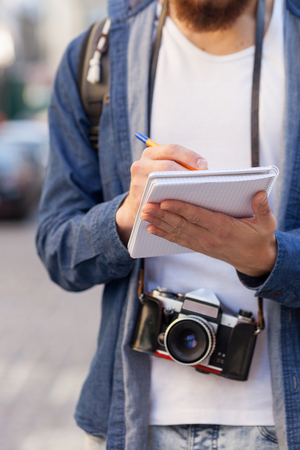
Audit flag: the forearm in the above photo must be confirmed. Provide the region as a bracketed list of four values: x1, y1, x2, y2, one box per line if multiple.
[36, 193, 134, 291]
[36, 33, 135, 291]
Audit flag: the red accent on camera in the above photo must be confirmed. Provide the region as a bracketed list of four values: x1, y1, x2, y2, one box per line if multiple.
[155, 350, 222, 375]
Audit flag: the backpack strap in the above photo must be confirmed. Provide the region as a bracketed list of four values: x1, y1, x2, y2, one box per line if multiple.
[78, 18, 111, 150]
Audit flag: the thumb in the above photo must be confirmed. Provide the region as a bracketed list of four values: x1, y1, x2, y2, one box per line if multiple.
[251, 191, 273, 225]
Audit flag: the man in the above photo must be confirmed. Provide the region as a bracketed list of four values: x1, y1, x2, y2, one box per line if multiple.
[36, 0, 300, 448]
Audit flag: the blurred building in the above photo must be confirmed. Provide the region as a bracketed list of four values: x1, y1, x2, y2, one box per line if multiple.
[0, 0, 107, 119]
[41, 0, 107, 77]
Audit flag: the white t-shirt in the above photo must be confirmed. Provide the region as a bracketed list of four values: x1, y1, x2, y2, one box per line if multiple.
[148, 0, 285, 426]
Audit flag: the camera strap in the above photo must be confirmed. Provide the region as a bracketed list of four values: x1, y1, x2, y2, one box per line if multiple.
[141, 0, 267, 334]
[252, 0, 266, 334]
[138, 258, 146, 299]
[255, 297, 265, 334]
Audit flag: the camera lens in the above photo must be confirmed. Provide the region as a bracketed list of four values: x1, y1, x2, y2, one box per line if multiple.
[165, 317, 215, 365]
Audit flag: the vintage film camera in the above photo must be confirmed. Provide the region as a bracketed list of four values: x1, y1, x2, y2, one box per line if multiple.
[132, 287, 258, 381]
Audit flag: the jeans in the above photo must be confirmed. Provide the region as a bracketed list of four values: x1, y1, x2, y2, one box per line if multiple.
[84, 425, 279, 449]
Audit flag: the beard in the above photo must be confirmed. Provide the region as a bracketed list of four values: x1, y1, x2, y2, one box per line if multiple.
[169, 0, 254, 32]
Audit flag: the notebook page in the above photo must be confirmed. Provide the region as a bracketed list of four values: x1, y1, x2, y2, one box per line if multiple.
[128, 167, 278, 258]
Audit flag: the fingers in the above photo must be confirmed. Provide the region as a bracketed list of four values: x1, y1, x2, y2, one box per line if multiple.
[141, 144, 207, 170]
[251, 191, 277, 232]
[157, 200, 221, 232]
[141, 205, 191, 236]
[140, 205, 204, 251]
[141, 201, 216, 243]
[117, 144, 208, 246]
[130, 157, 181, 181]
[130, 143, 207, 200]
[140, 198, 278, 277]
[127, 145, 208, 227]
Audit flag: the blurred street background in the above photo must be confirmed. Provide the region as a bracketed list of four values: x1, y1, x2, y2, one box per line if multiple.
[0, 0, 107, 449]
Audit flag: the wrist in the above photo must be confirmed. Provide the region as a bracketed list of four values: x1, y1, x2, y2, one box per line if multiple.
[238, 236, 278, 278]
[115, 199, 135, 246]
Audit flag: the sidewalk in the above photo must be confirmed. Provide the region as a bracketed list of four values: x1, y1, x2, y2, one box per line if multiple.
[0, 218, 103, 450]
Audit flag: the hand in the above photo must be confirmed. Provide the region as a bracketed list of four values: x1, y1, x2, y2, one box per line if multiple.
[116, 144, 207, 245]
[140, 191, 277, 277]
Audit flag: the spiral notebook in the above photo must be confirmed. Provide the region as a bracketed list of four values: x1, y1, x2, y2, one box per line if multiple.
[128, 165, 279, 258]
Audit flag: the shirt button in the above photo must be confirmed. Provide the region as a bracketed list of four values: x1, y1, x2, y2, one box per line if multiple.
[104, 93, 110, 105]
[260, 290, 271, 296]
[270, 290, 281, 298]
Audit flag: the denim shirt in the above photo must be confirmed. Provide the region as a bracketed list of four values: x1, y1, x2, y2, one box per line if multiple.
[36, 0, 300, 449]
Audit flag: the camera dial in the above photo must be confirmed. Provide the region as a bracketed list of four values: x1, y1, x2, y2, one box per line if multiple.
[164, 315, 216, 365]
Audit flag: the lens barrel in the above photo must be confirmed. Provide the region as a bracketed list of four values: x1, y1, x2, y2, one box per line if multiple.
[165, 316, 215, 365]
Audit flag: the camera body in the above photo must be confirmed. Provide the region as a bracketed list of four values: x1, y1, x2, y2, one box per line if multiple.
[132, 287, 257, 381]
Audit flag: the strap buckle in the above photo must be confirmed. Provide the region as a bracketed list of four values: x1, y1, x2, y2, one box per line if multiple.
[253, 297, 265, 335]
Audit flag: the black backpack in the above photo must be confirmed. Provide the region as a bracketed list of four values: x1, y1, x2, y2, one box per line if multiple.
[77, 0, 168, 152]
[77, 18, 111, 150]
